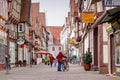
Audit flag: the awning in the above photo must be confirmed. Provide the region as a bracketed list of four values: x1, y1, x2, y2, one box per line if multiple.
[100, 8, 120, 23]
[91, 7, 120, 29]
[35, 51, 50, 54]
[91, 0, 102, 4]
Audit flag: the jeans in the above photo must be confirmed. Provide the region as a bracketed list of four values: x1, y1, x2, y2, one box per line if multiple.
[50, 62, 53, 67]
[57, 62, 62, 71]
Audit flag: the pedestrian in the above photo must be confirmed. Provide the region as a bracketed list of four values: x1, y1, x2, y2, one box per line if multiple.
[45, 56, 50, 65]
[49, 54, 55, 67]
[56, 51, 67, 71]
[5, 54, 11, 70]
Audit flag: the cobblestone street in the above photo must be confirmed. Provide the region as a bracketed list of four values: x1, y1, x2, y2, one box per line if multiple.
[0, 64, 120, 80]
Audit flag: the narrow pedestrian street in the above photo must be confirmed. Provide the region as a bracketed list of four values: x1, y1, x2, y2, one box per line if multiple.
[0, 64, 120, 80]
[0, 0, 120, 79]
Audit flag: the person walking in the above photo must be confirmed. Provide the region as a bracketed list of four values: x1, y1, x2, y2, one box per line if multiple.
[45, 56, 50, 65]
[5, 54, 11, 74]
[49, 54, 55, 67]
[56, 51, 67, 71]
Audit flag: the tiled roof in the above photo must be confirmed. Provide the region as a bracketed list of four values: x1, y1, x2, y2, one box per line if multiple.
[46, 26, 63, 45]
[46, 26, 63, 39]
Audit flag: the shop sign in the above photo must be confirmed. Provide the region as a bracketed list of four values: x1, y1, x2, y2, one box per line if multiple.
[34, 40, 38, 45]
[111, 19, 120, 30]
[106, 24, 113, 32]
[17, 37, 25, 45]
[69, 39, 77, 44]
[104, 0, 120, 7]
[18, 32, 24, 37]
[82, 12, 95, 23]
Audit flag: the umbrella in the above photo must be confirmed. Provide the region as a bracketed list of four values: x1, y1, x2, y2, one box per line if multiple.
[35, 51, 50, 54]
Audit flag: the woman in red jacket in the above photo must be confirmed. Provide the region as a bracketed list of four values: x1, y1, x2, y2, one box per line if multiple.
[56, 51, 67, 71]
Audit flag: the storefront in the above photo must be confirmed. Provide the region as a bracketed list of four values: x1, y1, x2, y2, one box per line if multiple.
[114, 31, 120, 75]
[108, 20, 120, 75]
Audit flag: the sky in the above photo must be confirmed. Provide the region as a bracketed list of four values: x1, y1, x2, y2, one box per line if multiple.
[32, 0, 70, 26]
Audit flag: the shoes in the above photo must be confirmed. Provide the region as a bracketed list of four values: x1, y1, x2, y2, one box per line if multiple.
[58, 70, 62, 71]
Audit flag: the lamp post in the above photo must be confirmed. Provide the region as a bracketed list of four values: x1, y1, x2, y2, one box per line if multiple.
[29, 41, 33, 67]
[5, 21, 11, 74]
[29, 31, 33, 67]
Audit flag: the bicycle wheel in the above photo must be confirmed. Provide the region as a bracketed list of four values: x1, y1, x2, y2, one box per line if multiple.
[66, 64, 69, 71]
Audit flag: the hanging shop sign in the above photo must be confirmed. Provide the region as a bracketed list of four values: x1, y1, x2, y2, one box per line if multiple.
[34, 40, 38, 45]
[104, 0, 120, 7]
[106, 24, 113, 32]
[17, 37, 25, 45]
[69, 39, 77, 44]
[111, 18, 120, 30]
[82, 12, 95, 23]
[18, 32, 24, 37]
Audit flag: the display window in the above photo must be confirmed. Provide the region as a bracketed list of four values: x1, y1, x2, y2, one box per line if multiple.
[115, 32, 120, 66]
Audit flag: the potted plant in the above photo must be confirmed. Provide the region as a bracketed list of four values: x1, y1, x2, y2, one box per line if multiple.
[18, 60, 22, 67]
[83, 51, 92, 71]
[23, 60, 27, 66]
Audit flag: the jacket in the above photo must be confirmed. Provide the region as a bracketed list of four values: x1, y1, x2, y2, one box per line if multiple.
[56, 52, 67, 62]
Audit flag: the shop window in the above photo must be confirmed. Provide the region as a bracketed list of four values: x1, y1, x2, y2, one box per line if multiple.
[115, 32, 120, 65]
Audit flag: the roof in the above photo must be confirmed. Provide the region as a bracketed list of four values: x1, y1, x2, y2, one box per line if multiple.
[46, 26, 63, 39]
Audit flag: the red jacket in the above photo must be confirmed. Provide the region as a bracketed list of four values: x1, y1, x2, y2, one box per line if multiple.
[49, 56, 55, 62]
[56, 52, 67, 62]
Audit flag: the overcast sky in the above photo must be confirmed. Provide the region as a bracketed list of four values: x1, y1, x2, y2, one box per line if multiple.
[32, 0, 70, 26]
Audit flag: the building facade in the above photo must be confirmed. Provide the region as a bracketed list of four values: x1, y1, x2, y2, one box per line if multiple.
[46, 26, 62, 58]
[0, 0, 8, 69]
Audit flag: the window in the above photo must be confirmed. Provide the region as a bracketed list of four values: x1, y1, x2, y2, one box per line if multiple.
[115, 32, 120, 65]
[52, 47, 55, 51]
[59, 47, 61, 51]
[20, 25, 22, 31]
[97, 1, 104, 12]
[18, 23, 24, 32]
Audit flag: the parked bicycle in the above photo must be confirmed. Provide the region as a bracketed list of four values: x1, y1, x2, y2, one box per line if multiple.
[61, 59, 69, 71]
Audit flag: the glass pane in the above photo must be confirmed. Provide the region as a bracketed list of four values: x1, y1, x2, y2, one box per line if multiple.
[115, 32, 120, 65]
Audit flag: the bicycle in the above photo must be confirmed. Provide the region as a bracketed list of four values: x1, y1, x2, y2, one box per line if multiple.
[61, 59, 69, 71]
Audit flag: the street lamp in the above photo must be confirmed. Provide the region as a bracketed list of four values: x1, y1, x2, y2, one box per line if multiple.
[5, 21, 11, 54]
[5, 21, 12, 74]
[29, 30, 33, 67]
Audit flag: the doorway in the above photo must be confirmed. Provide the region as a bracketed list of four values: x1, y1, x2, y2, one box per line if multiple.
[110, 34, 116, 74]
